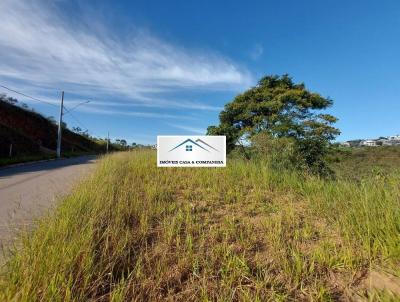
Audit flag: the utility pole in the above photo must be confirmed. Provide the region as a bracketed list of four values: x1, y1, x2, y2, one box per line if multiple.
[106, 131, 109, 153]
[57, 91, 64, 158]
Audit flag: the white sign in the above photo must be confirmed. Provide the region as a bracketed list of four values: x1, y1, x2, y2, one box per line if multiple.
[157, 136, 226, 167]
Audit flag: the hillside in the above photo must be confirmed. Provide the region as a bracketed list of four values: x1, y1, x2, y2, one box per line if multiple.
[0, 99, 106, 160]
[331, 146, 400, 181]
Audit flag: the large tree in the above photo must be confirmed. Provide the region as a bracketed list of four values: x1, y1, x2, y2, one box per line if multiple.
[207, 75, 340, 174]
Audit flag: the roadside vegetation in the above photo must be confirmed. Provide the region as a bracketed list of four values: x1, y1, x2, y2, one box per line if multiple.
[0, 151, 97, 167]
[0, 154, 56, 167]
[1, 150, 399, 301]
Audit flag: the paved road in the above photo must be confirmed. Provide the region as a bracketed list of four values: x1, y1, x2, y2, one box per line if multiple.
[0, 156, 97, 249]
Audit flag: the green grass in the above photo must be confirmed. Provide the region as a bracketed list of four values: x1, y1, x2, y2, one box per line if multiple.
[0, 152, 96, 167]
[1, 150, 399, 301]
[331, 146, 400, 181]
[0, 154, 56, 167]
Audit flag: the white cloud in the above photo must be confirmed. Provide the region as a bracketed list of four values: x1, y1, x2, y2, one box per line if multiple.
[0, 0, 252, 115]
[89, 98, 222, 112]
[167, 123, 205, 134]
[77, 107, 195, 120]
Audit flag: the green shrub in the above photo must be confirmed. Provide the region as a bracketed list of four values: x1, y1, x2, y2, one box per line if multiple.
[250, 132, 334, 177]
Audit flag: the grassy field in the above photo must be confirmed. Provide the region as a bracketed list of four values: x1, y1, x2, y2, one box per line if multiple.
[1, 150, 400, 301]
[331, 146, 400, 181]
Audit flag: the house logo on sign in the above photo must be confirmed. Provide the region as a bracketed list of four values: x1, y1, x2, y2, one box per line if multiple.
[157, 136, 226, 167]
[169, 138, 219, 153]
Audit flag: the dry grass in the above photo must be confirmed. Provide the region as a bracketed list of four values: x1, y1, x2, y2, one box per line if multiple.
[0, 150, 399, 301]
[331, 146, 400, 181]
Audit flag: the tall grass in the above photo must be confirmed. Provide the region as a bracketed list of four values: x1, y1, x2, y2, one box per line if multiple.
[0, 151, 399, 301]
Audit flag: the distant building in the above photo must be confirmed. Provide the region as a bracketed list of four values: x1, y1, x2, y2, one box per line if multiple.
[361, 140, 377, 147]
[346, 139, 363, 147]
[382, 135, 400, 146]
[342, 134, 400, 147]
[388, 135, 400, 141]
[375, 137, 388, 146]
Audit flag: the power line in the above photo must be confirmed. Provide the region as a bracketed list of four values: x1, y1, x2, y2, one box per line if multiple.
[63, 106, 89, 132]
[1, 84, 98, 158]
[1, 84, 90, 130]
[63, 100, 90, 115]
[1, 84, 94, 138]
[0, 84, 58, 107]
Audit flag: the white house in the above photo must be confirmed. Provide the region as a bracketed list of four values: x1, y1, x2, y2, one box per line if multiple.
[361, 140, 377, 147]
[388, 135, 400, 141]
[383, 138, 400, 146]
[342, 135, 400, 147]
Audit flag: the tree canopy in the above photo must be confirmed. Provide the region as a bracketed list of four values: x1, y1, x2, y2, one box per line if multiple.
[207, 75, 340, 175]
[208, 74, 339, 149]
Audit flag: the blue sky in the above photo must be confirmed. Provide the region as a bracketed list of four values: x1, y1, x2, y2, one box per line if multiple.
[0, 0, 399, 144]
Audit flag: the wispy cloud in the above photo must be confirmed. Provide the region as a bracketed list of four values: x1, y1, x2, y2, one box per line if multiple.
[88, 98, 222, 112]
[167, 123, 205, 134]
[78, 107, 195, 120]
[0, 0, 252, 116]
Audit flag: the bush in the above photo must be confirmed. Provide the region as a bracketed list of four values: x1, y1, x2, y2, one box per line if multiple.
[250, 132, 334, 177]
[294, 137, 334, 178]
[250, 132, 297, 169]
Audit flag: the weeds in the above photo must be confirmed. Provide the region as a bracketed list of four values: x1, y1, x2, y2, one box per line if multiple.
[0, 150, 399, 301]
